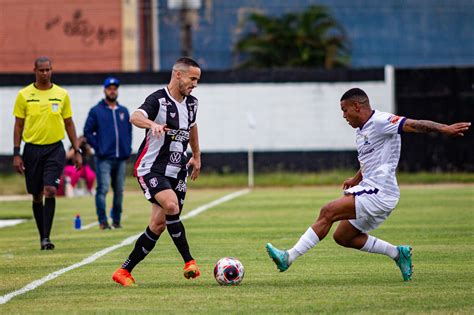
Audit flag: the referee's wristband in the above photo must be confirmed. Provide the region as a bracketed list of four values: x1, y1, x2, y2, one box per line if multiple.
[13, 146, 21, 157]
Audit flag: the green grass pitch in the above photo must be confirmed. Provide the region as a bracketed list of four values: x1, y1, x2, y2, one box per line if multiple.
[0, 185, 473, 313]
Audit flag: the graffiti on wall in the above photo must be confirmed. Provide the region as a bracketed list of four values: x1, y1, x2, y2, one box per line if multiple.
[45, 10, 118, 46]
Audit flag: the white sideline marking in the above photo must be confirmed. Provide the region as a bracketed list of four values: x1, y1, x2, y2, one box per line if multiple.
[0, 219, 27, 229]
[0, 189, 250, 305]
[80, 222, 99, 230]
[0, 195, 30, 201]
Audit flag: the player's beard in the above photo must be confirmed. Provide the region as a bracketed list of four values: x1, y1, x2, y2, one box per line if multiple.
[178, 81, 190, 96]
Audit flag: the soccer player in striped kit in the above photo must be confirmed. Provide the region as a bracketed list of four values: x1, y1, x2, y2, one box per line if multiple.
[113, 57, 202, 286]
[266, 88, 470, 281]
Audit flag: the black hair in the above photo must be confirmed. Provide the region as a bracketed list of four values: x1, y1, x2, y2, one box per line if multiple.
[340, 88, 369, 103]
[174, 57, 200, 69]
[34, 56, 52, 68]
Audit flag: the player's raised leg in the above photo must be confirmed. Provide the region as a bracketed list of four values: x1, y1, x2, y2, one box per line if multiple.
[266, 194, 356, 271]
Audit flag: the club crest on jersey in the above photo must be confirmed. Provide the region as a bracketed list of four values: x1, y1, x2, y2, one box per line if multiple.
[176, 180, 186, 192]
[119, 112, 125, 121]
[149, 177, 158, 187]
[51, 103, 59, 112]
[170, 112, 176, 118]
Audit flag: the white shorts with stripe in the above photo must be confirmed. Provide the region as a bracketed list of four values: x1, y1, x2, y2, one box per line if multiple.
[344, 184, 399, 233]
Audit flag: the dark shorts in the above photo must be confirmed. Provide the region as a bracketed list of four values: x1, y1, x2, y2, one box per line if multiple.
[137, 170, 188, 212]
[23, 141, 66, 195]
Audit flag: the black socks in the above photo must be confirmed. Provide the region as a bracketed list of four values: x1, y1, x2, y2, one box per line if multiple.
[32, 202, 44, 238]
[122, 226, 159, 272]
[43, 198, 55, 239]
[166, 220, 193, 263]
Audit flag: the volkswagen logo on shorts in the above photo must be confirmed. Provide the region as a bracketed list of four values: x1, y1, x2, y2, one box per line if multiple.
[170, 152, 181, 164]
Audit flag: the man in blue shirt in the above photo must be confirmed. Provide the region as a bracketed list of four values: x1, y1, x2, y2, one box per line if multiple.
[84, 77, 132, 229]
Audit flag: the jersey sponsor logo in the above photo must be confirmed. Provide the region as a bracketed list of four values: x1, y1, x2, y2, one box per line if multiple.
[358, 147, 374, 157]
[149, 177, 158, 187]
[26, 99, 40, 102]
[48, 98, 62, 102]
[51, 103, 59, 112]
[167, 129, 190, 142]
[170, 152, 182, 164]
[388, 115, 401, 124]
[159, 98, 172, 107]
[176, 179, 186, 192]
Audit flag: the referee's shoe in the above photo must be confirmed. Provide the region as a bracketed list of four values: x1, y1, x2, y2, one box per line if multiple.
[41, 238, 55, 250]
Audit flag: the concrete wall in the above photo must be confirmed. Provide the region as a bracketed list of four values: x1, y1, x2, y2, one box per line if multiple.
[0, 67, 393, 155]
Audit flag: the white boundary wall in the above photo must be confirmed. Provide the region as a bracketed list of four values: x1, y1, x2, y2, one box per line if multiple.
[0, 66, 394, 155]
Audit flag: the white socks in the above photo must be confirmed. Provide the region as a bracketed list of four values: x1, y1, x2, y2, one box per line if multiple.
[360, 235, 399, 259]
[288, 227, 320, 264]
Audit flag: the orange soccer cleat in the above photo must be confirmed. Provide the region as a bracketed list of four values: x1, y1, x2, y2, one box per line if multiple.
[112, 268, 136, 287]
[183, 260, 201, 279]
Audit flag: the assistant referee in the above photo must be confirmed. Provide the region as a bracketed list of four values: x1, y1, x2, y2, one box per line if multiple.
[13, 56, 83, 250]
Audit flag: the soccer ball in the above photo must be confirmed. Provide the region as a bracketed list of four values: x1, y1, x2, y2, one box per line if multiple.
[213, 257, 245, 285]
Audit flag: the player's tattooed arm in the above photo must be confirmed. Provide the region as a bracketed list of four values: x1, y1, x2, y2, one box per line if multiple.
[403, 119, 471, 137]
[403, 119, 446, 133]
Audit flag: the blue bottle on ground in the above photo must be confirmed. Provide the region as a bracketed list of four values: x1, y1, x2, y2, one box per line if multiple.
[75, 214, 81, 230]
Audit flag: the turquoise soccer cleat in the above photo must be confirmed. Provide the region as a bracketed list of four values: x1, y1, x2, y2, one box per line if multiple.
[395, 245, 413, 281]
[266, 243, 290, 272]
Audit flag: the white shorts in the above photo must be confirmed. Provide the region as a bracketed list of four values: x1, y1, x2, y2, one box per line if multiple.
[344, 184, 399, 233]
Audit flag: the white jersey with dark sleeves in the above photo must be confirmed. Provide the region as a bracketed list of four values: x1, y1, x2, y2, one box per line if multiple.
[354, 110, 406, 198]
[134, 87, 198, 178]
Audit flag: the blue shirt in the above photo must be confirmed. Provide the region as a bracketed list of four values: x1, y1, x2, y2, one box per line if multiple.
[84, 99, 132, 160]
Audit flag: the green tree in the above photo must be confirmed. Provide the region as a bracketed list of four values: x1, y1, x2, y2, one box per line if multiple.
[234, 5, 350, 69]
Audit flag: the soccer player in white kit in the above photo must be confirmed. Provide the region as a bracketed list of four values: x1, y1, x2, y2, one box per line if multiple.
[266, 88, 471, 281]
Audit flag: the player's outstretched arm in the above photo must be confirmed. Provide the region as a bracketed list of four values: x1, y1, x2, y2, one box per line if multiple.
[130, 111, 169, 137]
[403, 119, 471, 137]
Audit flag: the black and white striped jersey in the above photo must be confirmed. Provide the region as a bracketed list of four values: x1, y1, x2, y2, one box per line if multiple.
[134, 87, 198, 178]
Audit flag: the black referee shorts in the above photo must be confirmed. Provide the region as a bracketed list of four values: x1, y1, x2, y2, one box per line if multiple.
[23, 141, 66, 195]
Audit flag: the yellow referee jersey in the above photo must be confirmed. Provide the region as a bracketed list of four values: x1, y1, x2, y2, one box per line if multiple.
[13, 83, 73, 145]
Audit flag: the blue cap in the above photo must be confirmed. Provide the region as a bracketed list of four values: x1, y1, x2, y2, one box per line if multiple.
[103, 77, 120, 88]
